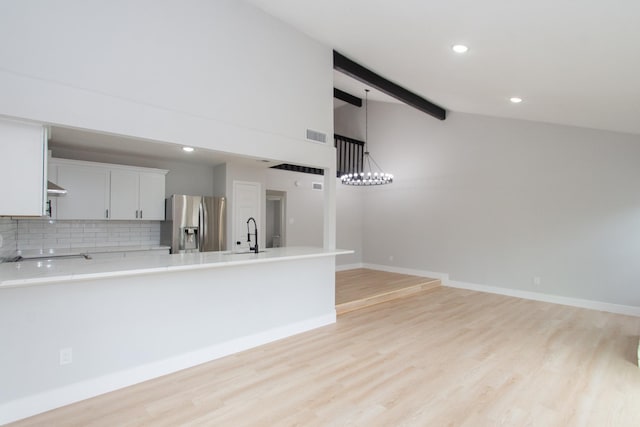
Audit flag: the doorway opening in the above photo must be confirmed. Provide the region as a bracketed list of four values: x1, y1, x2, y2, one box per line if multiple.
[266, 190, 286, 248]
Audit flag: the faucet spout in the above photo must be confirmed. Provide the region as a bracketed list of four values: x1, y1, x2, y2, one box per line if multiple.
[246, 217, 259, 253]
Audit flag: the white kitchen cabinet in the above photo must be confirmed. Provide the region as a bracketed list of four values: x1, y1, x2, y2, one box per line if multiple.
[110, 169, 166, 220]
[109, 169, 138, 220]
[138, 172, 166, 220]
[49, 158, 166, 221]
[54, 163, 110, 220]
[0, 118, 47, 216]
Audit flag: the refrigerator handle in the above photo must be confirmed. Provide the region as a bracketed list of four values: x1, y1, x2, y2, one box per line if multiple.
[198, 202, 203, 251]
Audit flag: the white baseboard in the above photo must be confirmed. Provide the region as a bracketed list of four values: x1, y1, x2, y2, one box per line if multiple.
[0, 312, 336, 426]
[335, 263, 364, 272]
[361, 263, 450, 281]
[445, 279, 640, 317]
[339, 262, 640, 317]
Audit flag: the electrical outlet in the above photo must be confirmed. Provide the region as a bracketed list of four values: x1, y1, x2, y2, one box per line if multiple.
[533, 276, 542, 286]
[388, 255, 394, 262]
[60, 347, 73, 365]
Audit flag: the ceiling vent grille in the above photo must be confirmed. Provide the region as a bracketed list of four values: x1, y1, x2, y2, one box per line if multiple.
[306, 129, 327, 143]
[271, 163, 324, 176]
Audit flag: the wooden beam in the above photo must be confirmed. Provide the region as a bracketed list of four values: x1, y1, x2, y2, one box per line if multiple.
[333, 50, 446, 120]
[333, 88, 362, 107]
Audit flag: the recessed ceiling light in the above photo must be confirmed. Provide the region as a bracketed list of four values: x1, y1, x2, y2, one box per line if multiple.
[182, 146, 194, 152]
[452, 44, 469, 53]
[510, 97, 523, 104]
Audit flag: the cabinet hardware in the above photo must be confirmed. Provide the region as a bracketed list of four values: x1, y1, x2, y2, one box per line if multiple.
[106, 209, 109, 218]
[135, 210, 139, 218]
[140, 210, 143, 219]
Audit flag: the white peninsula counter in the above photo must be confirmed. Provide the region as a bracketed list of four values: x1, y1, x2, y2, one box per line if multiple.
[0, 246, 352, 425]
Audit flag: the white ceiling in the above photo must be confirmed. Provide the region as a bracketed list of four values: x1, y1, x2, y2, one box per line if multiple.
[49, 127, 275, 168]
[248, 0, 640, 135]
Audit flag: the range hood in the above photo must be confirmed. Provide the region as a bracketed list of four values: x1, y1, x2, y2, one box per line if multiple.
[47, 181, 67, 196]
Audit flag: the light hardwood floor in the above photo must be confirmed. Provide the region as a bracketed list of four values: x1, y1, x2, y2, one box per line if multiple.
[335, 268, 440, 314]
[10, 287, 640, 426]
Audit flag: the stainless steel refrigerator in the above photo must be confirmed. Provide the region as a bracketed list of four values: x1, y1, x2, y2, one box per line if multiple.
[161, 194, 226, 254]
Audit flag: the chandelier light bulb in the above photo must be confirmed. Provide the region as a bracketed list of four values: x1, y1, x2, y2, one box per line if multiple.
[340, 89, 394, 186]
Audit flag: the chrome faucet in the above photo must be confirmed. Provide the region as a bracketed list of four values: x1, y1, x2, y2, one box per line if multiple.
[246, 217, 259, 253]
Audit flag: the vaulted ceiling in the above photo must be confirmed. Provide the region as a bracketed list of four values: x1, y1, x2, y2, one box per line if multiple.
[248, 0, 640, 135]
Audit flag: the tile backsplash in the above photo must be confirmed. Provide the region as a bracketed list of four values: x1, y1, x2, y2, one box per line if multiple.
[0, 218, 18, 261]
[16, 219, 161, 251]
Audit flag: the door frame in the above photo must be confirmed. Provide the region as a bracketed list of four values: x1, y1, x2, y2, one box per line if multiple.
[266, 189, 287, 248]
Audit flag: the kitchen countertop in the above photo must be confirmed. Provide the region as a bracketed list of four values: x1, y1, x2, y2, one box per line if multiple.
[16, 245, 171, 258]
[0, 247, 353, 289]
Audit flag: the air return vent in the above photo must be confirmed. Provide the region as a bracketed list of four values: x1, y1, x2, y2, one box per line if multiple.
[312, 182, 323, 191]
[271, 163, 324, 176]
[306, 129, 327, 143]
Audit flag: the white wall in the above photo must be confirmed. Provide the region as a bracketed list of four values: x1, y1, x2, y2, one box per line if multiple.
[0, 0, 336, 249]
[0, 255, 336, 424]
[265, 169, 324, 247]
[219, 165, 328, 250]
[335, 184, 364, 266]
[335, 101, 640, 307]
[213, 163, 227, 198]
[333, 106, 365, 266]
[0, 0, 334, 168]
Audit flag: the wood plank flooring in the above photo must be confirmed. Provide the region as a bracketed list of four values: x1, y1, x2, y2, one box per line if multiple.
[336, 268, 441, 314]
[9, 287, 640, 426]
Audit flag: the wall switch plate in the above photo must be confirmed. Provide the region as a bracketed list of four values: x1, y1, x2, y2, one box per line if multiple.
[60, 347, 73, 365]
[533, 276, 542, 286]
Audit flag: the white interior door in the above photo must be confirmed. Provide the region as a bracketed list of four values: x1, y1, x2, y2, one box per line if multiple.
[233, 181, 261, 252]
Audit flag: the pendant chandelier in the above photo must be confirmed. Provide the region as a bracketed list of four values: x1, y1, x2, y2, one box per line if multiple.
[340, 89, 393, 186]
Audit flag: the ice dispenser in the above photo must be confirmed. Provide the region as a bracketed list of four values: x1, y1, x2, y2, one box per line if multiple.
[181, 227, 199, 251]
[161, 194, 226, 254]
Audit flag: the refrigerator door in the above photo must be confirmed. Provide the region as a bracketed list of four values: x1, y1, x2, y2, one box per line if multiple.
[200, 196, 226, 251]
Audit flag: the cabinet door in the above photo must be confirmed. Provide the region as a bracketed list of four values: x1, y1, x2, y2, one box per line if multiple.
[46, 163, 58, 219]
[0, 119, 46, 216]
[110, 170, 139, 220]
[138, 172, 166, 220]
[56, 164, 110, 220]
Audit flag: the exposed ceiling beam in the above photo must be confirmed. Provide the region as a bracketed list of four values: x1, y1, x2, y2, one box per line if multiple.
[333, 88, 362, 107]
[333, 50, 446, 120]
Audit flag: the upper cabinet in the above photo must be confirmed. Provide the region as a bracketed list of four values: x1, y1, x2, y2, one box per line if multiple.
[0, 118, 47, 217]
[49, 158, 167, 221]
[55, 162, 110, 220]
[138, 172, 166, 220]
[110, 169, 166, 220]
